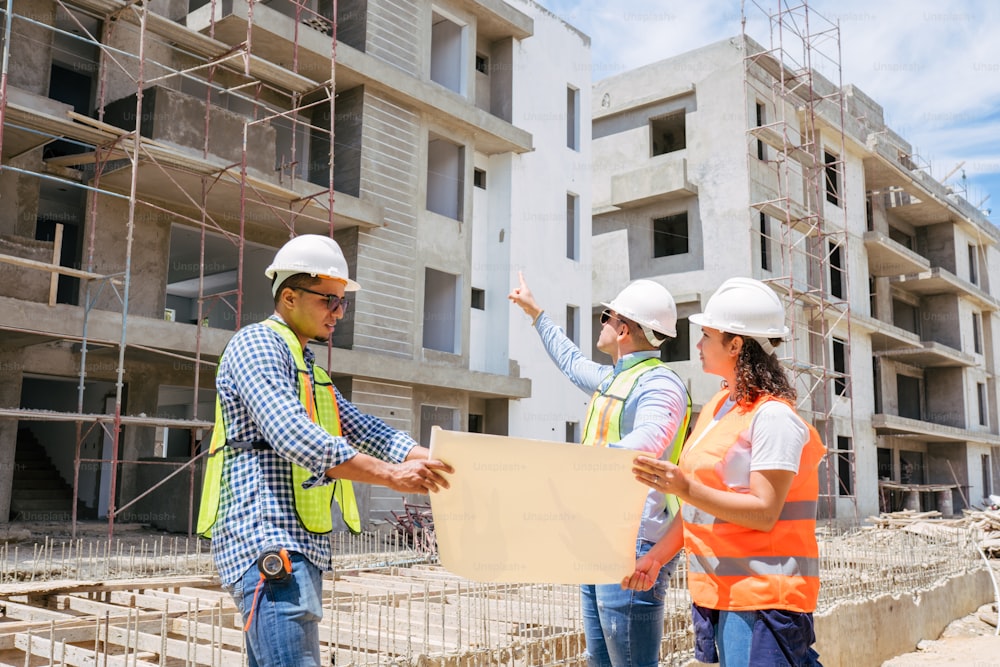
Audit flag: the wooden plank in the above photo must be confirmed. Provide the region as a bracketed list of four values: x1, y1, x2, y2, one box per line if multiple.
[0, 575, 218, 597]
[48, 223, 63, 306]
[0, 251, 108, 281]
[17, 615, 244, 666]
[15, 633, 159, 667]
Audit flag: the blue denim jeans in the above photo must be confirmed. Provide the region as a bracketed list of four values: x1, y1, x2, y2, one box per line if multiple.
[717, 610, 757, 667]
[581, 540, 679, 667]
[228, 552, 324, 667]
[697, 607, 823, 667]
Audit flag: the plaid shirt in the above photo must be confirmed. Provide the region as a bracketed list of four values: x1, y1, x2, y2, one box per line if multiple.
[210, 315, 417, 586]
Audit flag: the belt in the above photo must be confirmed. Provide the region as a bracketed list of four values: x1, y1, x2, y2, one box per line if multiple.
[228, 439, 272, 451]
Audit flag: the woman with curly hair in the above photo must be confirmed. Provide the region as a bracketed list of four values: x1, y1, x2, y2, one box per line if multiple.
[622, 278, 824, 667]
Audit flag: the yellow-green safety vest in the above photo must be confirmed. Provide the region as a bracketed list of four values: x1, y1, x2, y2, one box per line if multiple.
[197, 319, 361, 537]
[580, 357, 692, 517]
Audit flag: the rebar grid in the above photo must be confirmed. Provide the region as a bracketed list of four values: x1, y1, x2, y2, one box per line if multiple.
[0, 525, 987, 665]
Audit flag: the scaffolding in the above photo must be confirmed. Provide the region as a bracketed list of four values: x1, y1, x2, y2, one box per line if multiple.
[0, 0, 344, 537]
[742, 0, 859, 520]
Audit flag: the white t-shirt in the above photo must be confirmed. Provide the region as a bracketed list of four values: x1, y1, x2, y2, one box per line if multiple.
[707, 398, 809, 492]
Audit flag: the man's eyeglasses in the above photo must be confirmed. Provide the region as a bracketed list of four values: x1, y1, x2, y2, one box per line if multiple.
[600, 309, 622, 327]
[295, 287, 349, 312]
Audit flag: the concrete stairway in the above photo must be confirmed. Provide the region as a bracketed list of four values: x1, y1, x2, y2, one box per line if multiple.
[9, 428, 76, 522]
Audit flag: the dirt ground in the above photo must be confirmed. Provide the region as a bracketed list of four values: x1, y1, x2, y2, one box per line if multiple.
[882, 601, 1000, 666]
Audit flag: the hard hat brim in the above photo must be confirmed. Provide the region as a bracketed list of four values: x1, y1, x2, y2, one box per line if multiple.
[689, 312, 790, 339]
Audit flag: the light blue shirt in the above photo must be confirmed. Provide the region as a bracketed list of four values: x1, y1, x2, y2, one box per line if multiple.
[534, 312, 689, 543]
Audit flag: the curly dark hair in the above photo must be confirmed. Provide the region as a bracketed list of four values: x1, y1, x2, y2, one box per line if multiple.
[722, 333, 796, 406]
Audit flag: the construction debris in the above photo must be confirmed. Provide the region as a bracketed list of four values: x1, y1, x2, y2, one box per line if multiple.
[866, 509, 1000, 557]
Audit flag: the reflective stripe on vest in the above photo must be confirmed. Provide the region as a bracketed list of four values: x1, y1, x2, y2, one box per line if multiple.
[679, 389, 825, 613]
[682, 500, 818, 525]
[580, 357, 691, 518]
[196, 319, 362, 537]
[687, 553, 820, 578]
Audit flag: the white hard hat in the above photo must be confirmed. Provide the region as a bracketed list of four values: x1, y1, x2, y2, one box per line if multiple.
[265, 234, 360, 296]
[690, 277, 789, 339]
[602, 279, 678, 341]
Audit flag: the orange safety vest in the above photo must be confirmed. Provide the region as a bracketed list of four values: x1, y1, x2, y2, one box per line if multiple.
[679, 389, 824, 613]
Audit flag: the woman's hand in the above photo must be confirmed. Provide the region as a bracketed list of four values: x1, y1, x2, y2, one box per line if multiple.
[621, 552, 663, 591]
[633, 456, 689, 498]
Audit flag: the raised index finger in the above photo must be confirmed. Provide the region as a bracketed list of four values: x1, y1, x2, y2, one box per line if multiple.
[518, 270, 527, 289]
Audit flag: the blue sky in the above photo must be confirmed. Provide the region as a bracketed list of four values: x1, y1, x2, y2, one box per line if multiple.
[539, 0, 1000, 224]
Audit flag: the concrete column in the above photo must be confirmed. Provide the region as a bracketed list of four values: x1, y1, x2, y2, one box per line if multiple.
[903, 488, 921, 511]
[936, 489, 954, 516]
[868, 191, 889, 234]
[0, 353, 25, 523]
[117, 372, 159, 520]
[872, 277, 892, 324]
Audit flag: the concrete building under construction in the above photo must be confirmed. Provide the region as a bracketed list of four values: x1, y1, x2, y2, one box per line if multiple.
[0, 0, 591, 531]
[589, 6, 1000, 521]
[0, 2, 998, 666]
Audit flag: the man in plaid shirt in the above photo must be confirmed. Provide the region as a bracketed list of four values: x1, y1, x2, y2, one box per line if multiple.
[201, 235, 451, 666]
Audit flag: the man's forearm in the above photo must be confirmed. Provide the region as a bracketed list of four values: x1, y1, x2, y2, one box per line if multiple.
[326, 453, 393, 485]
[405, 445, 430, 460]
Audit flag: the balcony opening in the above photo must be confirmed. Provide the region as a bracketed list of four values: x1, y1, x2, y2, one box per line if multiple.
[309, 86, 363, 194]
[423, 268, 460, 354]
[567, 193, 580, 260]
[335, 0, 368, 52]
[35, 181, 85, 306]
[651, 112, 686, 156]
[973, 312, 983, 354]
[653, 212, 689, 257]
[865, 195, 873, 231]
[829, 241, 845, 299]
[45, 8, 100, 159]
[567, 86, 580, 150]
[755, 101, 767, 161]
[565, 421, 579, 443]
[273, 109, 311, 184]
[566, 304, 579, 346]
[896, 374, 922, 420]
[426, 135, 465, 221]
[835, 436, 854, 496]
[165, 225, 274, 332]
[877, 446, 892, 481]
[888, 226, 914, 249]
[832, 337, 848, 397]
[824, 150, 841, 207]
[661, 317, 690, 363]
[900, 450, 924, 484]
[430, 11, 466, 95]
[978, 382, 988, 426]
[759, 213, 771, 271]
[892, 298, 919, 335]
